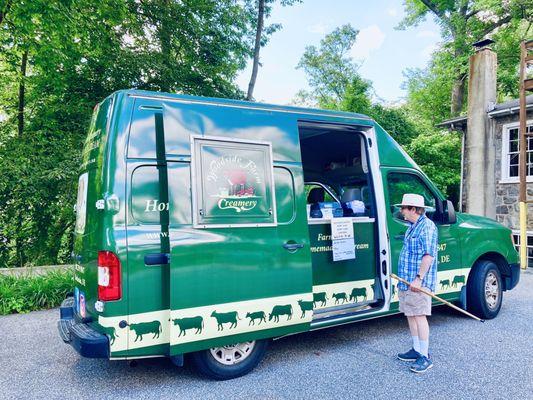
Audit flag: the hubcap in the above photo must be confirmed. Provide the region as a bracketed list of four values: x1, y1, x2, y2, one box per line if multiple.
[209, 341, 255, 366]
[484, 272, 500, 310]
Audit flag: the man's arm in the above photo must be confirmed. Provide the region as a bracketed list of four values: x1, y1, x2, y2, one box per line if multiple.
[410, 254, 434, 292]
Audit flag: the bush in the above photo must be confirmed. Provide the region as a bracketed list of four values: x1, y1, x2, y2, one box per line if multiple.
[0, 269, 74, 315]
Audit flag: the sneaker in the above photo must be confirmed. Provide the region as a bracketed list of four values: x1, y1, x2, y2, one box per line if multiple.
[409, 355, 433, 373]
[397, 348, 421, 362]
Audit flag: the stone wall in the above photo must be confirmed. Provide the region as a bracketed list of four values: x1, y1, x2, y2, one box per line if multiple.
[493, 110, 533, 230]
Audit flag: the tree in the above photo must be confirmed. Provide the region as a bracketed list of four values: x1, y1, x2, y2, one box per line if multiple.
[246, 0, 301, 101]
[407, 130, 462, 203]
[296, 24, 368, 109]
[295, 24, 461, 203]
[399, 0, 532, 116]
[0, 1, 257, 267]
[126, 0, 255, 97]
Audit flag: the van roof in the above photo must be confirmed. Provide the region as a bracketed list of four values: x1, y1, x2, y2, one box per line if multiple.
[115, 89, 375, 123]
[107, 89, 432, 189]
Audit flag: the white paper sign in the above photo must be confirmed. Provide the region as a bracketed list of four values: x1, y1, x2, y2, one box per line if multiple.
[331, 218, 355, 261]
[331, 217, 354, 240]
[332, 238, 355, 261]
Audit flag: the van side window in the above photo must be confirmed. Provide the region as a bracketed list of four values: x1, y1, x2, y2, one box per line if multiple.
[274, 167, 296, 224]
[387, 173, 437, 221]
[131, 163, 192, 225]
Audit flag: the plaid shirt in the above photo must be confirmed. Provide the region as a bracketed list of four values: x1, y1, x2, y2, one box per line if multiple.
[398, 214, 438, 292]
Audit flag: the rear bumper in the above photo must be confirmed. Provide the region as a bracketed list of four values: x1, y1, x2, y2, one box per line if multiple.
[58, 297, 109, 358]
[503, 263, 520, 291]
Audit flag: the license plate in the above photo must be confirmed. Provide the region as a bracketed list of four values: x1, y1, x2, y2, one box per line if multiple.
[74, 287, 86, 318]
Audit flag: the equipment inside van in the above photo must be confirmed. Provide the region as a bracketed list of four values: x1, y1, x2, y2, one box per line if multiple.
[59, 90, 520, 380]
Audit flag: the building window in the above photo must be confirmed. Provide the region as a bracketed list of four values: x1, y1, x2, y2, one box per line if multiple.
[512, 232, 533, 268]
[502, 122, 533, 181]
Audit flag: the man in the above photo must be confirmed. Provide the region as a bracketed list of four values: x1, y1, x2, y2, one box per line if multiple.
[395, 193, 438, 373]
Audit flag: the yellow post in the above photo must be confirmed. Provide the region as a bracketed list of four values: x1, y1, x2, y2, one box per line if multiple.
[520, 202, 527, 270]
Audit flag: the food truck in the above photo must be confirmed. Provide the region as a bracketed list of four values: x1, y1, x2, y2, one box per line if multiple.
[58, 90, 520, 379]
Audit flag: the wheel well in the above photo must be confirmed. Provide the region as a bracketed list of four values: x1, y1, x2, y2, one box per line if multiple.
[469, 252, 510, 289]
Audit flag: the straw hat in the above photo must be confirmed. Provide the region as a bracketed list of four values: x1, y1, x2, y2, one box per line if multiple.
[395, 193, 428, 208]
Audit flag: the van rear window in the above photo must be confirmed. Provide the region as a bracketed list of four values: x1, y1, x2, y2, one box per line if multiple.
[75, 172, 88, 234]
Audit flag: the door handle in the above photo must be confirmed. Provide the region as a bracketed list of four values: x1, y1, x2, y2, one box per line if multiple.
[283, 243, 304, 251]
[144, 253, 170, 265]
[394, 233, 405, 240]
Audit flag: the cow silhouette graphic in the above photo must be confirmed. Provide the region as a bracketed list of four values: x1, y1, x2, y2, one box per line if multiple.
[313, 292, 328, 307]
[246, 311, 266, 326]
[349, 287, 367, 302]
[332, 292, 348, 304]
[101, 326, 119, 345]
[211, 311, 240, 330]
[172, 316, 204, 337]
[371, 283, 376, 295]
[440, 279, 450, 290]
[452, 275, 465, 287]
[297, 300, 314, 318]
[269, 305, 292, 322]
[123, 320, 161, 342]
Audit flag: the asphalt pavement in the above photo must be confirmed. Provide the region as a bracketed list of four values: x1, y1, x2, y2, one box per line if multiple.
[1, 270, 532, 400]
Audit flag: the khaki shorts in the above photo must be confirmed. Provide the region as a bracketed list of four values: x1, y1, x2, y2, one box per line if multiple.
[398, 289, 432, 316]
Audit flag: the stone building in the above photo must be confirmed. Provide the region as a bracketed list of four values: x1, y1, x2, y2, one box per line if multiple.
[440, 46, 533, 267]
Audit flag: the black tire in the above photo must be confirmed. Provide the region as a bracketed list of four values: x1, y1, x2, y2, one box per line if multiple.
[190, 339, 268, 380]
[467, 260, 503, 319]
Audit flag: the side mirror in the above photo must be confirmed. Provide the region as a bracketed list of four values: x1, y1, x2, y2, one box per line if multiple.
[443, 200, 456, 224]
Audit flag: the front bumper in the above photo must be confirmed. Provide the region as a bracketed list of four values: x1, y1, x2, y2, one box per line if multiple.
[503, 263, 520, 291]
[58, 297, 109, 358]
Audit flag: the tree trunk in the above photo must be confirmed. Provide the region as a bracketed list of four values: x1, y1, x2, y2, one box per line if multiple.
[246, 0, 265, 101]
[157, 0, 172, 92]
[18, 49, 28, 138]
[451, 73, 466, 116]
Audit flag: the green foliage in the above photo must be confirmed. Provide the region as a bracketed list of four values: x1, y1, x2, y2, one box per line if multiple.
[402, 51, 457, 126]
[296, 24, 363, 108]
[406, 130, 462, 203]
[296, 23, 462, 204]
[399, 0, 532, 115]
[0, 1, 257, 268]
[0, 269, 75, 315]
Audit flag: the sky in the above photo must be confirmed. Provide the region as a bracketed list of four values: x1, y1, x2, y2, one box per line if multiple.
[235, 0, 442, 106]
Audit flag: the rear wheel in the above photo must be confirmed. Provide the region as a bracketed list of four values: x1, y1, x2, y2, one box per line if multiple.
[467, 260, 503, 319]
[190, 339, 268, 380]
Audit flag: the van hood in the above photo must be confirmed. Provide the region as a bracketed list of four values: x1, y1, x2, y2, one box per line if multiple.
[455, 212, 511, 232]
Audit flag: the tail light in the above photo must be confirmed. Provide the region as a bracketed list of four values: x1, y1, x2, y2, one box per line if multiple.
[98, 251, 122, 301]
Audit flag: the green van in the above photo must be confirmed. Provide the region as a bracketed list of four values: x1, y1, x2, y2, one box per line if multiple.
[58, 89, 520, 379]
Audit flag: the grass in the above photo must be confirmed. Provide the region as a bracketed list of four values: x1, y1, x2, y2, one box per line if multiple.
[0, 269, 74, 315]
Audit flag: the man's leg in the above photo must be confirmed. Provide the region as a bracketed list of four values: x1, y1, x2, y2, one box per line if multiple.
[407, 316, 420, 353]
[414, 315, 429, 357]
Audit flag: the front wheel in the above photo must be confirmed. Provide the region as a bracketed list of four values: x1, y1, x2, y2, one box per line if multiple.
[190, 339, 268, 380]
[467, 260, 503, 319]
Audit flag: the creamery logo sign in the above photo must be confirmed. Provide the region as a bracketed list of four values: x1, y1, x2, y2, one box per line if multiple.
[206, 155, 262, 213]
